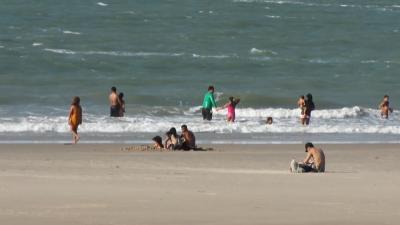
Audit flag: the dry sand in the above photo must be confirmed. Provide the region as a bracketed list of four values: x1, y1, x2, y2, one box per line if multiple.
[0, 143, 399, 225]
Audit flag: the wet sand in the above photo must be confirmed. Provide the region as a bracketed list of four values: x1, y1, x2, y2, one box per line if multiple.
[0, 144, 399, 225]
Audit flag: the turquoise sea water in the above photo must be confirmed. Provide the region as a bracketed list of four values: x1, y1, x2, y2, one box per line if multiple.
[1, 0, 400, 143]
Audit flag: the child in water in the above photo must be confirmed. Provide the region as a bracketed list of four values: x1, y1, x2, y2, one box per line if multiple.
[297, 95, 306, 122]
[68, 96, 82, 144]
[379, 95, 393, 119]
[219, 96, 240, 122]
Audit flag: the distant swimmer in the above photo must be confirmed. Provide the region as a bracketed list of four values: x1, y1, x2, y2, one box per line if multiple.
[202, 85, 217, 121]
[303, 93, 315, 125]
[109, 86, 121, 117]
[118, 92, 125, 117]
[379, 95, 393, 119]
[218, 96, 240, 122]
[68, 96, 82, 144]
[290, 142, 325, 173]
[266, 117, 273, 125]
[297, 95, 306, 124]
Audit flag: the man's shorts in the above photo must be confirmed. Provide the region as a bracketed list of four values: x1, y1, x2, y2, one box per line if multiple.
[202, 108, 213, 121]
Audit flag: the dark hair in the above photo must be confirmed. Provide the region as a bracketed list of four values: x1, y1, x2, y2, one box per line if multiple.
[306, 93, 313, 101]
[229, 96, 234, 102]
[72, 96, 80, 106]
[111, 86, 117, 92]
[305, 142, 314, 152]
[208, 86, 214, 91]
[384, 95, 389, 98]
[300, 95, 305, 99]
[119, 92, 124, 99]
[169, 127, 178, 137]
[266, 117, 273, 124]
[181, 124, 188, 130]
[152, 136, 163, 147]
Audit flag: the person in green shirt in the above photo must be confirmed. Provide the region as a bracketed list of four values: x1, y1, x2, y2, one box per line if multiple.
[202, 85, 217, 120]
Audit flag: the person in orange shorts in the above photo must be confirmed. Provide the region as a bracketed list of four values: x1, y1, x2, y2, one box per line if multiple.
[68, 96, 82, 144]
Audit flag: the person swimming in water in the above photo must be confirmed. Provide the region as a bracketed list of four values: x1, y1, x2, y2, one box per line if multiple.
[266, 117, 273, 125]
[68, 96, 82, 144]
[219, 96, 240, 122]
[379, 95, 393, 119]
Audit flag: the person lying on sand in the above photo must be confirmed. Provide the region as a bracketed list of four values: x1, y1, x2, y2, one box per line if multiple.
[152, 136, 164, 149]
[290, 142, 325, 173]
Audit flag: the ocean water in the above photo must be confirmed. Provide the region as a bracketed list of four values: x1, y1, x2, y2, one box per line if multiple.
[1, 0, 400, 143]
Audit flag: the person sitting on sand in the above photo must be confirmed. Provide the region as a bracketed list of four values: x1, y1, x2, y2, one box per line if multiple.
[152, 136, 164, 149]
[218, 96, 240, 122]
[290, 142, 325, 173]
[379, 95, 393, 119]
[266, 117, 273, 125]
[297, 95, 306, 123]
[164, 127, 180, 150]
[118, 92, 125, 117]
[109, 86, 121, 117]
[68, 96, 82, 144]
[179, 125, 196, 150]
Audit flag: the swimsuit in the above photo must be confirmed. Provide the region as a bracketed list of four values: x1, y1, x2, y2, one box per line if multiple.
[227, 103, 235, 121]
[110, 105, 120, 117]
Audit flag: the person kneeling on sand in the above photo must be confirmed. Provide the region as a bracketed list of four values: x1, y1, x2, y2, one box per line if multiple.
[179, 125, 196, 150]
[290, 142, 325, 173]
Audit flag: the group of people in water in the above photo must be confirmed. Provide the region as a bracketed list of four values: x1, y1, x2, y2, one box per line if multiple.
[67, 85, 394, 145]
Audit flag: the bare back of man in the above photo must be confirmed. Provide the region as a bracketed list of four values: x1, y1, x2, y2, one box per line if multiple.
[109, 87, 121, 117]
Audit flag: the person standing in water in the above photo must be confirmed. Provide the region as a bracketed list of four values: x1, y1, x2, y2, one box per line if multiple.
[297, 95, 306, 124]
[304, 93, 315, 125]
[219, 96, 240, 122]
[201, 85, 217, 121]
[118, 92, 125, 117]
[109, 86, 121, 117]
[379, 95, 393, 119]
[68, 96, 82, 144]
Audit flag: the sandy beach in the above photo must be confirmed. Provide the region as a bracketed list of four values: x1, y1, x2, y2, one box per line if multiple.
[0, 143, 399, 225]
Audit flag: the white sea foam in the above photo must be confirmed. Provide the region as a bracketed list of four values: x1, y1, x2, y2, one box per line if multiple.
[250, 48, 277, 55]
[63, 30, 81, 35]
[32, 43, 43, 47]
[192, 54, 235, 59]
[44, 48, 183, 57]
[44, 48, 76, 54]
[0, 107, 398, 135]
[97, 2, 108, 6]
